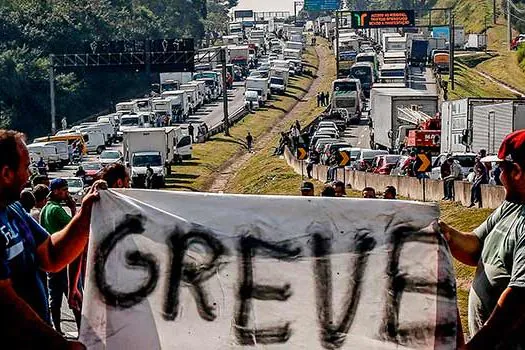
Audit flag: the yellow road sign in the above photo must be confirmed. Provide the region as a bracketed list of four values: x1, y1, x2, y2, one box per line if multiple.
[338, 150, 350, 166]
[297, 147, 307, 160]
[417, 153, 431, 173]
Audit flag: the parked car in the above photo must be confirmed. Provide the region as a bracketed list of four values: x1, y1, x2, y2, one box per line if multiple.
[81, 161, 103, 185]
[352, 149, 389, 171]
[389, 155, 410, 176]
[430, 152, 477, 179]
[64, 177, 85, 204]
[371, 154, 401, 175]
[99, 150, 123, 166]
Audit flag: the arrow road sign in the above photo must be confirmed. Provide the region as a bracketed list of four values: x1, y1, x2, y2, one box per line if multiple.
[336, 150, 350, 166]
[297, 147, 308, 160]
[415, 153, 432, 173]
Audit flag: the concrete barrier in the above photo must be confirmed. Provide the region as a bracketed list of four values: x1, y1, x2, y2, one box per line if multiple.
[283, 147, 504, 208]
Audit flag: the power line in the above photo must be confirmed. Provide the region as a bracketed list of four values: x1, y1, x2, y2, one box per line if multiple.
[509, 11, 525, 23]
[508, 0, 525, 14]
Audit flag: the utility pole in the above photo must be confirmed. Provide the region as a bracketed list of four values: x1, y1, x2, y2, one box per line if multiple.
[507, 0, 512, 51]
[49, 55, 56, 135]
[335, 10, 340, 78]
[448, 8, 455, 90]
[220, 48, 230, 136]
[493, 0, 497, 24]
[485, 16, 488, 53]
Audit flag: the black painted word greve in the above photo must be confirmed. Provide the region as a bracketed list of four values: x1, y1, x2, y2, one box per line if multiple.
[94, 214, 456, 348]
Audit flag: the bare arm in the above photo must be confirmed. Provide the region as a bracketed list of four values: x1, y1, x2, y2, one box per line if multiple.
[464, 287, 525, 349]
[0, 279, 83, 349]
[37, 181, 104, 273]
[439, 221, 482, 266]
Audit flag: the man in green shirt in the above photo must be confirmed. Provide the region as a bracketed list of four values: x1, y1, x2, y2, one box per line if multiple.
[440, 130, 525, 349]
[40, 178, 77, 334]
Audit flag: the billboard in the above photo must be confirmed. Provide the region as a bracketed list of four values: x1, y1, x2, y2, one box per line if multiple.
[350, 10, 415, 29]
[304, 0, 341, 11]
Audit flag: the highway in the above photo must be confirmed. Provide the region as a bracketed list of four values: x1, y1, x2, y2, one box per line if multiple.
[48, 81, 246, 180]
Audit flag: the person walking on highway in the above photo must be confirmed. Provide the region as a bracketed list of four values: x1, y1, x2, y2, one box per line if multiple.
[246, 132, 253, 153]
[188, 122, 194, 144]
[40, 178, 79, 334]
[469, 156, 488, 208]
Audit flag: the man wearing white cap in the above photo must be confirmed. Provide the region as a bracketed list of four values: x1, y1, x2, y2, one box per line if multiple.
[440, 130, 525, 349]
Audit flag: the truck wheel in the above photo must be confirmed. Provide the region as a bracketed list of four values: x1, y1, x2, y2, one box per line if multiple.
[96, 146, 105, 154]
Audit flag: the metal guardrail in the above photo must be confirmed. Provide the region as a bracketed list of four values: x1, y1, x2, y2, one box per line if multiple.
[205, 105, 248, 138]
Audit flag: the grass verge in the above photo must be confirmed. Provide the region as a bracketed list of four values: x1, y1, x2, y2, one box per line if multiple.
[224, 38, 338, 195]
[445, 61, 516, 100]
[165, 44, 318, 191]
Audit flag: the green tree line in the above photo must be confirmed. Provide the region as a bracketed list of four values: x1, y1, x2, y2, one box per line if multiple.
[0, 0, 236, 139]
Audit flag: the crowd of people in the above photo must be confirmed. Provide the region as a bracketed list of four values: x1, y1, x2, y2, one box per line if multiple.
[316, 91, 330, 107]
[1, 128, 525, 348]
[300, 180, 397, 200]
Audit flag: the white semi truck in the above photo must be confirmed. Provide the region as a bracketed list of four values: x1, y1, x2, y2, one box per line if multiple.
[440, 98, 525, 154]
[370, 87, 438, 151]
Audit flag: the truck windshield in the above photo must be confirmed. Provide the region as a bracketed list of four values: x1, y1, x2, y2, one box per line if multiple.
[334, 99, 355, 108]
[333, 81, 358, 92]
[168, 95, 182, 105]
[133, 154, 162, 167]
[350, 67, 372, 84]
[381, 69, 405, 77]
[162, 82, 178, 92]
[270, 77, 284, 85]
[357, 56, 374, 64]
[121, 117, 139, 126]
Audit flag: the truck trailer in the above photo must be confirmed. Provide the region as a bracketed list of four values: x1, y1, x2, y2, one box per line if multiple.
[370, 87, 439, 151]
[441, 98, 525, 154]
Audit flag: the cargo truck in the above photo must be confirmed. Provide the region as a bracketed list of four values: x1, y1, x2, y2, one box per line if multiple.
[408, 39, 428, 66]
[331, 78, 363, 122]
[369, 88, 438, 151]
[440, 98, 525, 154]
[123, 127, 177, 188]
[269, 68, 289, 94]
[464, 33, 487, 50]
[160, 90, 190, 122]
[228, 45, 250, 66]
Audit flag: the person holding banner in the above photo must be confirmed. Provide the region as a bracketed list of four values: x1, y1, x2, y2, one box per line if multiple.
[0, 130, 101, 349]
[440, 130, 525, 349]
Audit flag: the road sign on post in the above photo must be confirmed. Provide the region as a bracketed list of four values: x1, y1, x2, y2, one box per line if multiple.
[336, 150, 350, 167]
[297, 147, 308, 160]
[304, 0, 341, 11]
[415, 153, 432, 173]
[414, 153, 432, 202]
[349, 10, 415, 29]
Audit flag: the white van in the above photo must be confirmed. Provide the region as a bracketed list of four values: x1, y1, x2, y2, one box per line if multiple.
[41, 141, 69, 167]
[27, 143, 60, 170]
[78, 127, 106, 154]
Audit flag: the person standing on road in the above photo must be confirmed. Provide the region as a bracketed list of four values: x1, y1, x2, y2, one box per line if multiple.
[145, 164, 154, 189]
[40, 178, 79, 334]
[188, 122, 194, 144]
[246, 132, 253, 152]
[317, 92, 321, 107]
[440, 156, 452, 199]
[320, 92, 325, 107]
[439, 130, 525, 349]
[333, 181, 346, 197]
[0, 130, 100, 348]
[325, 91, 330, 106]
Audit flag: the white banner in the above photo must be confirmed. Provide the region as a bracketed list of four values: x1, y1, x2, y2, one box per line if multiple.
[80, 190, 457, 349]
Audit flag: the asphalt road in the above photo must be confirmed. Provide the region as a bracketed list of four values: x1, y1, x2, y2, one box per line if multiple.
[49, 82, 246, 180]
